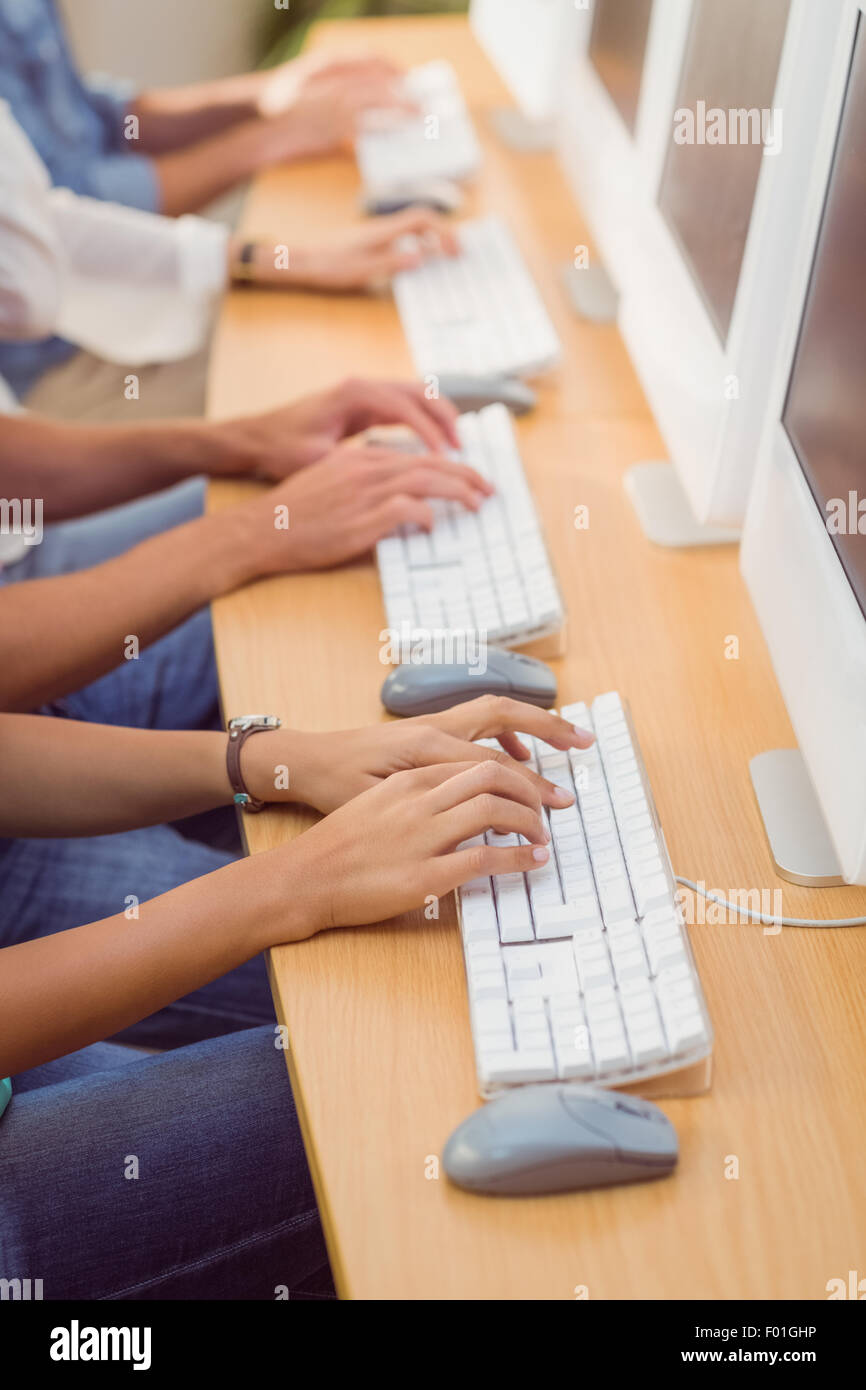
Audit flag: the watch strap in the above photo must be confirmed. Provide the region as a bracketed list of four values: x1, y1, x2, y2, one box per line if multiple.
[226, 724, 271, 812]
[233, 240, 258, 285]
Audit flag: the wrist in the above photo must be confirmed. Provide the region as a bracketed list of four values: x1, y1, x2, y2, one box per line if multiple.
[199, 416, 266, 478]
[167, 419, 248, 479]
[235, 490, 310, 579]
[193, 505, 268, 592]
[97, 420, 216, 489]
[255, 110, 310, 169]
[240, 727, 309, 807]
[228, 236, 312, 290]
[248, 836, 330, 946]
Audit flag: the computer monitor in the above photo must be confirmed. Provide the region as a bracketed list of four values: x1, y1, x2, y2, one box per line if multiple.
[615, 0, 843, 540]
[470, 0, 578, 141]
[556, 2, 694, 322]
[742, 0, 866, 887]
[657, 0, 789, 345]
[588, 0, 655, 135]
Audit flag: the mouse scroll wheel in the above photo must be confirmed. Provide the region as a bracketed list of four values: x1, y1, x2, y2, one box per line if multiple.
[614, 1098, 644, 1116]
[615, 1097, 665, 1124]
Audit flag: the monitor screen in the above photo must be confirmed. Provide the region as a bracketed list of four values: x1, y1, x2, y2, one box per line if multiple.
[658, 0, 790, 343]
[783, 19, 866, 622]
[589, 0, 654, 135]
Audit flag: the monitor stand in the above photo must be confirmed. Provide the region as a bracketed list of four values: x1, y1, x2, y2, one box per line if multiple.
[488, 108, 555, 153]
[559, 263, 619, 324]
[750, 750, 845, 886]
[624, 462, 741, 548]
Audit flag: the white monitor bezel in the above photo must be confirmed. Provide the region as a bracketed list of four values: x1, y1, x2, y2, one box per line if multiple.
[469, 0, 580, 125]
[616, 0, 838, 527]
[741, 0, 866, 885]
[557, 0, 692, 306]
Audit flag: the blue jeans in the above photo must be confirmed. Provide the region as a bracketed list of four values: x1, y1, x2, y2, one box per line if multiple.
[0, 1028, 334, 1300]
[0, 487, 330, 1297]
[0, 827, 275, 1048]
[0, 479, 257, 1006]
[3, 478, 225, 732]
[4, 477, 207, 580]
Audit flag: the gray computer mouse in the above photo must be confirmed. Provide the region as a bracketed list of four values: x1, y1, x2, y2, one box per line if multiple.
[444, 1085, 678, 1196]
[361, 178, 464, 217]
[381, 648, 556, 716]
[438, 374, 537, 415]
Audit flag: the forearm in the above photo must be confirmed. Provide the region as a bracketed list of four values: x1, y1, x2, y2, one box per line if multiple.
[130, 73, 263, 152]
[0, 714, 318, 835]
[151, 116, 302, 216]
[0, 508, 259, 712]
[0, 718, 235, 835]
[0, 846, 317, 1077]
[0, 416, 253, 523]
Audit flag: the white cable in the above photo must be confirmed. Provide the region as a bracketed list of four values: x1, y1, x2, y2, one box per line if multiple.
[675, 876, 866, 929]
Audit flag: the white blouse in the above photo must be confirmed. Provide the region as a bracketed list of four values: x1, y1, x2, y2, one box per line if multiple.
[0, 98, 229, 369]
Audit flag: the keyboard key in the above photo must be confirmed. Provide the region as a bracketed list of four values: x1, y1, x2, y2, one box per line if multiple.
[629, 1030, 668, 1066]
[480, 1051, 557, 1085]
[556, 1046, 595, 1080]
[663, 1013, 709, 1055]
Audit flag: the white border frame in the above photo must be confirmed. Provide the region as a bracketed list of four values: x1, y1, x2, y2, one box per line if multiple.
[742, 0, 866, 885]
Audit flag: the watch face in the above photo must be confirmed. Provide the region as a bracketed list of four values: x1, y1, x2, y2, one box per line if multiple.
[228, 715, 281, 730]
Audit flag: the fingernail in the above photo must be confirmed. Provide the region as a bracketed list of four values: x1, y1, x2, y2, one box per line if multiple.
[552, 786, 572, 803]
[573, 726, 595, 741]
[532, 846, 549, 862]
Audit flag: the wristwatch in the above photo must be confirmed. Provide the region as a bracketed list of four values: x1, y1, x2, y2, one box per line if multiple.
[232, 240, 259, 284]
[226, 715, 281, 812]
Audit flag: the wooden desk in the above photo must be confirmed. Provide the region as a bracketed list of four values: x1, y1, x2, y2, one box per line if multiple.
[208, 15, 866, 1300]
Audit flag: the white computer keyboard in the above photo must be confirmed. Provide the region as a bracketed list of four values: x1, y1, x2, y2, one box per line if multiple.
[356, 60, 482, 189]
[457, 693, 714, 1098]
[393, 216, 562, 379]
[376, 404, 565, 652]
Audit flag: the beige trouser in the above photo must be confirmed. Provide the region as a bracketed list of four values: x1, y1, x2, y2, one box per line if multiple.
[23, 343, 211, 424]
[21, 184, 246, 425]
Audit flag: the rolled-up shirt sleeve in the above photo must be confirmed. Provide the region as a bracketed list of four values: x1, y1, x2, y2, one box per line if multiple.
[0, 139, 63, 341]
[48, 191, 229, 363]
[0, 99, 229, 366]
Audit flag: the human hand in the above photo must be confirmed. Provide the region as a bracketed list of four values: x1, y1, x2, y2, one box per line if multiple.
[272, 761, 554, 938]
[222, 376, 461, 480]
[242, 209, 458, 294]
[245, 697, 595, 815]
[238, 438, 492, 575]
[255, 51, 405, 120]
[259, 66, 415, 163]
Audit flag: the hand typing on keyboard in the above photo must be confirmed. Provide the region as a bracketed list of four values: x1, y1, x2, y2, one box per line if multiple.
[243, 696, 594, 815]
[240, 436, 491, 573]
[281, 758, 556, 938]
[257, 209, 458, 293]
[239, 374, 462, 478]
